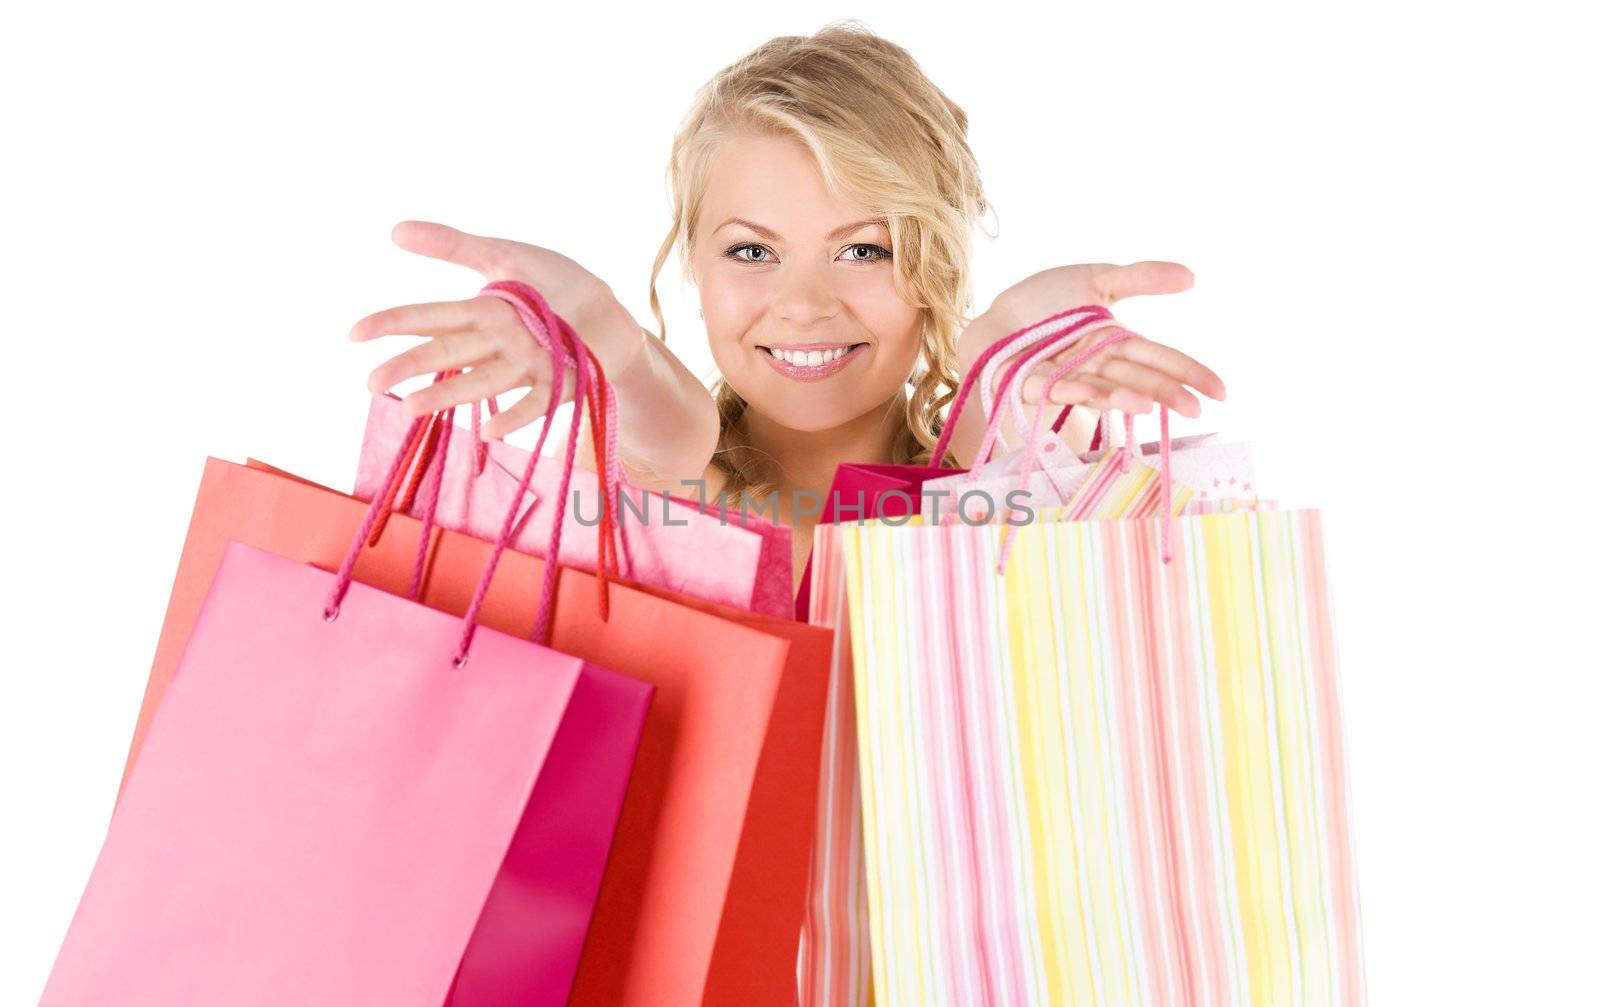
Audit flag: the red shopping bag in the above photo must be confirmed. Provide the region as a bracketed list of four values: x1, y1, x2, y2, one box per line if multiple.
[134, 456, 832, 1005]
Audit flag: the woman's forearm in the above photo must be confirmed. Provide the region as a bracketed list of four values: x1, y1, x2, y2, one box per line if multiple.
[589, 323, 720, 487]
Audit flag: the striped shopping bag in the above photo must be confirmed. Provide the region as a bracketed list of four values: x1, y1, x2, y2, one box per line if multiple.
[838, 504, 1365, 1006]
[797, 521, 875, 1007]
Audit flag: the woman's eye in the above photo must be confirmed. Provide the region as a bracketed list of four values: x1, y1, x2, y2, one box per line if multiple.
[724, 243, 772, 263]
[844, 243, 892, 263]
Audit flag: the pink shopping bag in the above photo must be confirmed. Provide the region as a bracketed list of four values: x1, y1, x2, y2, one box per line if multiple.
[357, 390, 796, 619]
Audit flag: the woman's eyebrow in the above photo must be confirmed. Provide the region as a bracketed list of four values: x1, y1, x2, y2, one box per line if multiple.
[714, 217, 886, 240]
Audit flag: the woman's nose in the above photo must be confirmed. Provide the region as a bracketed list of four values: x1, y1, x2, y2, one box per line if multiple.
[772, 266, 842, 326]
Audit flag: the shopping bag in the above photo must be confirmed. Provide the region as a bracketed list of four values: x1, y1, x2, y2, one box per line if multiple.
[794, 305, 1128, 1006]
[44, 331, 654, 1005]
[839, 506, 1364, 1006]
[798, 471, 1211, 1007]
[356, 389, 795, 619]
[103, 453, 659, 1004]
[110, 280, 832, 1005]
[797, 520, 873, 1007]
[215, 456, 831, 1006]
[838, 324, 1366, 1004]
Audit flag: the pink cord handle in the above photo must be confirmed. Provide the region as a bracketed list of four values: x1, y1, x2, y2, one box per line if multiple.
[478, 282, 635, 582]
[991, 330, 1177, 573]
[928, 304, 1113, 469]
[973, 310, 1127, 468]
[469, 395, 502, 476]
[984, 314, 1125, 457]
[323, 283, 592, 666]
[383, 280, 637, 594]
[935, 308, 1125, 531]
[455, 285, 592, 656]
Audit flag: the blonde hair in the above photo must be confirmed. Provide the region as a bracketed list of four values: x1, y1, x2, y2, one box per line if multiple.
[645, 19, 995, 509]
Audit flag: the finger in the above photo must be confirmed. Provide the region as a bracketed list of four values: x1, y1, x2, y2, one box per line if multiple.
[349, 296, 494, 342]
[1046, 374, 1135, 411]
[478, 380, 572, 441]
[1096, 358, 1205, 419]
[399, 358, 530, 417]
[367, 332, 496, 395]
[390, 220, 522, 278]
[1110, 335, 1227, 401]
[1020, 372, 1154, 414]
[1089, 261, 1196, 305]
[1018, 371, 1108, 406]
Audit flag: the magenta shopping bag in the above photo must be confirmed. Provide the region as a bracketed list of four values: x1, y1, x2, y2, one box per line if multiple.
[792, 461, 962, 617]
[356, 390, 795, 619]
[42, 292, 652, 1006]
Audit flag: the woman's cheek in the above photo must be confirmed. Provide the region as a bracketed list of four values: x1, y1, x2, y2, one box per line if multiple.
[857, 304, 924, 375]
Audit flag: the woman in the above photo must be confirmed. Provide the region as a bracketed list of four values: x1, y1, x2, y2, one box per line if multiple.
[349, 21, 1225, 601]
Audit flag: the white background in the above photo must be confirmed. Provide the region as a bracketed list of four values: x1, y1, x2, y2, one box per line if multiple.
[4, 2, 1595, 1002]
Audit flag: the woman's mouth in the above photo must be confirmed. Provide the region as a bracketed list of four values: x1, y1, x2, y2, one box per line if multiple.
[756, 341, 869, 382]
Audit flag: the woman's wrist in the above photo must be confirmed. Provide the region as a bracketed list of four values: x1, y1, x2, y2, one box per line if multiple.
[954, 306, 1010, 386]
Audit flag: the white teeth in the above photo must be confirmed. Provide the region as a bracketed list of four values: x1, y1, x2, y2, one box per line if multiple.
[767, 345, 855, 366]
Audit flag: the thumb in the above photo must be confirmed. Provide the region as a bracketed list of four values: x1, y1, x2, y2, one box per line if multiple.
[390, 220, 520, 279]
[1093, 260, 1196, 304]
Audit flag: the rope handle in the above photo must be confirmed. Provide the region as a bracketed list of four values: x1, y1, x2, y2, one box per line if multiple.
[482, 281, 635, 587]
[931, 306, 1121, 525]
[975, 308, 1127, 467]
[470, 394, 502, 476]
[371, 336, 628, 615]
[325, 282, 599, 664]
[931, 306, 1178, 574]
[929, 305, 1113, 469]
[985, 331, 1177, 573]
[364, 282, 634, 616]
[985, 314, 1123, 457]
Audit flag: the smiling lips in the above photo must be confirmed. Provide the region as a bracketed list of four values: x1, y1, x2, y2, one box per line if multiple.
[758, 341, 869, 381]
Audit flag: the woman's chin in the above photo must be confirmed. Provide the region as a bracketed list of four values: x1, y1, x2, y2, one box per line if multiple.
[746, 389, 888, 433]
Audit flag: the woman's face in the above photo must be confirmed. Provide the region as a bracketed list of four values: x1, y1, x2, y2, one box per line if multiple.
[689, 131, 923, 433]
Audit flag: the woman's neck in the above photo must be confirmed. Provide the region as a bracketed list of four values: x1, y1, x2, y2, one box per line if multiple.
[741, 392, 903, 523]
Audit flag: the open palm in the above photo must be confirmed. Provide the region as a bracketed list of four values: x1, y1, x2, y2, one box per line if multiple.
[347, 221, 639, 440]
[975, 260, 1226, 418]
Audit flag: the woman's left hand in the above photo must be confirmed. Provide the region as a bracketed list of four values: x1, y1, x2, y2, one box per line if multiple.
[960, 260, 1227, 418]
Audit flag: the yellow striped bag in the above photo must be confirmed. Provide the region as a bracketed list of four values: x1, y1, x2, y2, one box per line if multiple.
[839, 501, 1365, 1005]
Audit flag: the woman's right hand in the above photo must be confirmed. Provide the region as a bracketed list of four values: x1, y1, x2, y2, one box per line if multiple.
[348, 220, 644, 441]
